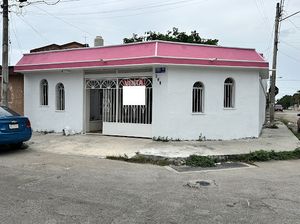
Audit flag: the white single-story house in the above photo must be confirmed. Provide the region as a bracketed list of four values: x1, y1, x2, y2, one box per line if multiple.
[14, 41, 269, 140]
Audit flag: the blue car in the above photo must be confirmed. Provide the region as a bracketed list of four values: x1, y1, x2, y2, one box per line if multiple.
[0, 106, 32, 147]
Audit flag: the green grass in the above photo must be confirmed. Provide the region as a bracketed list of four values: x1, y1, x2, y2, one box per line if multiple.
[185, 155, 215, 167]
[222, 149, 300, 163]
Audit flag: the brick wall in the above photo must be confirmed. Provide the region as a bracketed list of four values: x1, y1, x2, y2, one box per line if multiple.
[0, 74, 24, 115]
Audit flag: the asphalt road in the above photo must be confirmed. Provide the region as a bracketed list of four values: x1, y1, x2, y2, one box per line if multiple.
[275, 110, 299, 124]
[0, 147, 300, 224]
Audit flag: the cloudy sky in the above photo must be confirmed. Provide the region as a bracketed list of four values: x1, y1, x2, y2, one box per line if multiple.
[4, 0, 300, 98]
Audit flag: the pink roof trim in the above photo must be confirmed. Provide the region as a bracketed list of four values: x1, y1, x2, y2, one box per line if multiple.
[15, 41, 269, 72]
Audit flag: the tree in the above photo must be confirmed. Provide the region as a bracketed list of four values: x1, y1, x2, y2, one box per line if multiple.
[123, 27, 219, 45]
[276, 95, 293, 109]
[293, 90, 300, 107]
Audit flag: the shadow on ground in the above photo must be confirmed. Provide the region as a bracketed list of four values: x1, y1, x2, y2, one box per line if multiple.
[0, 144, 30, 156]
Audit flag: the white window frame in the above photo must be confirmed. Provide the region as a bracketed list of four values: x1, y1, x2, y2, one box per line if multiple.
[224, 78, 235, 108]
[56, 83, 65, 111]
[40, 79, 48, 106]
[192, 81, 204, 113]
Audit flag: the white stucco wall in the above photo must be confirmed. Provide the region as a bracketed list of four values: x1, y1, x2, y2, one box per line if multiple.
[23, 65, 266, 140]
[24, 71, 84, 133]
[103, 123, 152, 138]
[258, 78, 267, 133]
[152, 66, 266, 140]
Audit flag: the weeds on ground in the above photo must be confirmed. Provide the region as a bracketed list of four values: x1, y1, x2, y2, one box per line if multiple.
[106, 149, 300, 167]
[152, 136, 170, 142]
[224, 149, 300, 163]
[38, 130, 55, 135]
[152, 136, 182, 142]
[266, 124, 279, 129]
[185, 155, 215, 167]
[106, 154, 172, 166]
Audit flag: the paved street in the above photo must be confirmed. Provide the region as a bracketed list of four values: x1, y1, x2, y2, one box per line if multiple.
[275, 110, 299, 128]
[275, 110, 299, 123]
[0, 147, 299, 224]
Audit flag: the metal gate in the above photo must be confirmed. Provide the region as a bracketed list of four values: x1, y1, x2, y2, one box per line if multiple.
[86, 78, 152, 124]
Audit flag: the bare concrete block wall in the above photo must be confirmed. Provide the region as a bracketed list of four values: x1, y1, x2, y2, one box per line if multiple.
[0, 74, 24, 115]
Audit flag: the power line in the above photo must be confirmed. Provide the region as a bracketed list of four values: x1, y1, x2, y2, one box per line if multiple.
[281, 40, 300, 51]
[279, 50, 300, 62]
[287, 19, 300, 30]
[281, 10, 300, 21]
[277, 80, 300, 82]
[33, 5, 94, 37]
[24, 0, 75, 6]
[16, 14, 49, 44]
[253, 0, 270, 28]
[28, 0, 203, 17]
[58, 0, 131, 11]
[263, 23, 275, 60]
[10, 14, 24, 56]
[25, 0, 208, 22]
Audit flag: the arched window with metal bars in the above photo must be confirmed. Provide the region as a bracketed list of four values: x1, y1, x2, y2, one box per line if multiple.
[40, 79, 48, 106]
[192, 81, 204, 113]
[56, 83, 65, 111]
[224, 78, 235, 108]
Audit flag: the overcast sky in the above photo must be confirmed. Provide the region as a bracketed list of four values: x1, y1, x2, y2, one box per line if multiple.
[4, 0, 300, 98]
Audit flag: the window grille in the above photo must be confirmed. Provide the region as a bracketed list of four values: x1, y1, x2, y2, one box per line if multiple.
[86, 78, 152, 124]
[56, 83, 65, 111]
[224, 78, 235, 108]
[40, 79, 48, 106]
[192, 82, 204, 113]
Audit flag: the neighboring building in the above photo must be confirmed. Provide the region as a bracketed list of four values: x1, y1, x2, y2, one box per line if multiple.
[0, 66, 24, 115]
[30, 41, 89, 53]
[15, 41, 269, 140]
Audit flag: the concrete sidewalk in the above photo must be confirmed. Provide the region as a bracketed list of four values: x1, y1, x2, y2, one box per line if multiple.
[28, 123, 300, 158]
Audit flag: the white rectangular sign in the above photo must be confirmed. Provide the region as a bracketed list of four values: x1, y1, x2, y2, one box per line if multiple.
[123, 86, 146, 105]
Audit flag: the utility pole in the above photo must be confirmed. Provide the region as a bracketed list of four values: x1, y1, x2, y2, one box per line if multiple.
[269, 1, 282, 124]
[269, 1, 300, 124]
[1, 0, 9, 107]
[1, 0, 58, 107]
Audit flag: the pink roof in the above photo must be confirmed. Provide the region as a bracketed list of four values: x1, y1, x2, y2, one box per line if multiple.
[15, 41, 269, 72]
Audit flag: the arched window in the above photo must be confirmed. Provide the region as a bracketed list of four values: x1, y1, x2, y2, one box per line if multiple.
[56, 83, 65, 111]
[224, 78, 235, 108]
[40, 79, 48, 106]
[192, 82, 204, 113]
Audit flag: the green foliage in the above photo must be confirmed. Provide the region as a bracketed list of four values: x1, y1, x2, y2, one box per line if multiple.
[225, 149, 300, 162]
[276, 95, 293, 109]
[247, 150, 271, 161]
[292, 90, 300, 107]
[267, 124, 279, 129]
[123, 27, 218, 45]
[152, 136, 181, 142]
[152, 136, 170, 142]
[107, 149, 300, 167]
[197, 134, 206, 141]
[183, 149, 300, 167]
[186, 155, 216, 167]
[277, 90, 300, 109]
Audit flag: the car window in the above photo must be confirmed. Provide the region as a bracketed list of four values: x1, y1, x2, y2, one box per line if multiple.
[0, 106, 20, 117]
